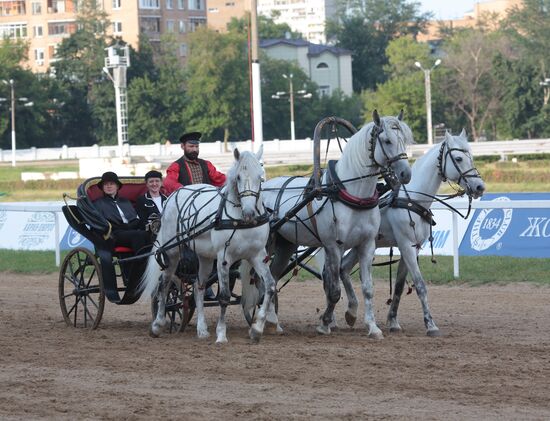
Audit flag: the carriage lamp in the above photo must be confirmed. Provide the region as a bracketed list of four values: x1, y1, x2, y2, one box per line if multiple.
[414, 59, 441, 145]
[1, 79, 34, 167]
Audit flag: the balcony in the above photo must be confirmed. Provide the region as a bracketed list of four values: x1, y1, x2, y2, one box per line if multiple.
[0, 1, 26, 16]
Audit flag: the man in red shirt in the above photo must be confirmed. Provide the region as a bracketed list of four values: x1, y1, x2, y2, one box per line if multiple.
[164, 131, 226, 194]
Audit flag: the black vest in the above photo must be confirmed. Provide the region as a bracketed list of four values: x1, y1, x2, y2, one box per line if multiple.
[176, 157, 211, 186]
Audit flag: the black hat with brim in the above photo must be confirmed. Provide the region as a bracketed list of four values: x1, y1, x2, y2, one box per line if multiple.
[179, 131, 202, 144]
[98, 171, 122, 190]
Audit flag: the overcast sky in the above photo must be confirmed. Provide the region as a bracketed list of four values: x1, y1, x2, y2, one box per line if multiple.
[417, 0, 476, 20]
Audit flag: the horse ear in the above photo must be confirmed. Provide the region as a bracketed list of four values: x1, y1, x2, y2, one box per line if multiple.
[255, 144, 264, 161]
[397, 109, 404, 121]
[233, 148, 240, 161]
[459, 128, 467, 139]
[444, 130, 453, 141]
[372, 109, 381, 126]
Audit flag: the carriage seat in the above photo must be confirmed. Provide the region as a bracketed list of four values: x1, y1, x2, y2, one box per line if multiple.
[114, 246, 134, 254]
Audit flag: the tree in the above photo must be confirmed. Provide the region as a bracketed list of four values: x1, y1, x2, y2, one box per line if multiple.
[440, 28, 511, 141]
[127, 34, 187, 145]
[227, 13, 302, 39]
[327, 0, 431, 92]
[183, 28, 250, 148]
[362, 37, 435, 142]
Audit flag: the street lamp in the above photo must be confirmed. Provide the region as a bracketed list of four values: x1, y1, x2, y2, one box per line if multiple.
[271, 73, 311, 141]
[415, 59, 441, 145]
[1, 79, 33, 167]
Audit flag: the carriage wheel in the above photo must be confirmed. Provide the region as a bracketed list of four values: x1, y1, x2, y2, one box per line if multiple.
[59, 247, 105, 330]
[151, 278, 195, 333]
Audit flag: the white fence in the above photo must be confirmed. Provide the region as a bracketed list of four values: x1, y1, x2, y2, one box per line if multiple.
[1, 137, 549, 164]
[1, 199, 549, 277]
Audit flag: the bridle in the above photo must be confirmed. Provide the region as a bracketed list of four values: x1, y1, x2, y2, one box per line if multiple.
[437, 139, 482, 196]
[369, 121, 409, 170]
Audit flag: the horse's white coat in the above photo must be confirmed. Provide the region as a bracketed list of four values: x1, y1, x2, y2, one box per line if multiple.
[140, 147, 277, 343]
[340, 130, 486, 335]
[248, 113, 413, 337]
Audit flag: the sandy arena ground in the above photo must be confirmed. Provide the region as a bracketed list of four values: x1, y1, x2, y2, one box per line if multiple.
[1, 273, 549, 420]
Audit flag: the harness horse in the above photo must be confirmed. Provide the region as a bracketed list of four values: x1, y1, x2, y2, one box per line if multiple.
[248, 111, 413, 338]
[339, 129, 486, 336]
[140, 147, 277, 343]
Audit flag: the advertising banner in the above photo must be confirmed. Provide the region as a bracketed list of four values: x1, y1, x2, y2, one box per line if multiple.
[376, 197, 476, 256]
[459, 193, 550, 258]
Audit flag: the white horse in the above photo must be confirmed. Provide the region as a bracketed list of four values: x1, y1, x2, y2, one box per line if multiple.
[244, 111, 413, 338]
[339, 129, 486, 336]
[140, 147, 276, 343]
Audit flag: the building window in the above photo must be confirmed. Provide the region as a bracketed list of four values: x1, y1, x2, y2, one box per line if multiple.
[33, 25, 44, 37]
[189, 17, 205, 31]
[0, 0, 26, 16]
[177, 0, 184, 8]
[319, 85, 330, 96]
[112, 0, 121, 9]
[140, 17, 161, 33]
[178, 20, 185, 33]
[188, 0, 203, 10]
[0, 23, 28, 39]
[34, 48, 45, 65]
[166, 0, 172, 8]
[179, 43, 187, 57]
[166, 20, 175, 32]
[225, 2, 234, 5]
[32, 2, 42, 14]
[208, 7, 218, 12]
[316, 62, 328, 69]
[48, 44, 59, 61]
[139, 0, 159, 9]
[48, 21, 76, 36]
[113, 21, 122, 33]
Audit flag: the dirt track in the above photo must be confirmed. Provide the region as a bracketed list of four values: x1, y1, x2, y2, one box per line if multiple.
[1, 273, 549, 420]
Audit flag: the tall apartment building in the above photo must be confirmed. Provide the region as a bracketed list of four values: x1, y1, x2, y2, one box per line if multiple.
[205, 0, 335, 43]
[0, 0, 207, 72]
[258, 0, 336, 44]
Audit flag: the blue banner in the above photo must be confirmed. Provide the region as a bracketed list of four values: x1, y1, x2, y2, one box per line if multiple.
[460, 193, 550, 258]
[60, 226, 95, 252]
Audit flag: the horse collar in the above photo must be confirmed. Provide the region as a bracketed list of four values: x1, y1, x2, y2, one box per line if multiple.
[214, 190, 270, 230]
[327, 160, 379, 209]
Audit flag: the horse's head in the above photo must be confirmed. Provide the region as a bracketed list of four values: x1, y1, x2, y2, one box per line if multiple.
[370, 110, 412, 185]
[228, 146, 264, 223]
[439, 129, 485, 199]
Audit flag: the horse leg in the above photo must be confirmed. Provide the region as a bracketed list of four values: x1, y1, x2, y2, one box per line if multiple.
[387, 259, 408, 333]
[195, 257, 214, 339]
[249, 251, 277, 343]
[317, 246, 342, 335]
[215, 256, 232, 344]
[151, 262, 177, 337]
[399, 249, 440, 336]
[340, 248, 359, 327]
[263, 234, 297, 333]
[358, 240, 383, 339]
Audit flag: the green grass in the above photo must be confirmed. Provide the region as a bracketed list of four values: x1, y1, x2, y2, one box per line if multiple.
[0, 250, 66, 274]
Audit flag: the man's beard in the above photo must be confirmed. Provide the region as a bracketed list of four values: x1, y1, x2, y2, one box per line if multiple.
[185, 151, 199, 160]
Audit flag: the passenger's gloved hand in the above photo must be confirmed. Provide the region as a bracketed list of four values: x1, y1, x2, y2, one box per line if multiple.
[146, 217, 161, 235]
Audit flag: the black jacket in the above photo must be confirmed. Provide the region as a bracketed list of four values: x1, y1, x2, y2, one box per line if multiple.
[94, 194, 140, 231]
[136, 192, 167, 229]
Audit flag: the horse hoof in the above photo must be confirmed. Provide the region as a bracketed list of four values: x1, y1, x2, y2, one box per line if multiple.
[427, 329, 442, 337]
[345, 311, 357, 327]
[265, 321, 283, 335]
[316, 325, 331, 335]
[197, 330, 210, 339]
[216, 337, 228, 344]
[389, 327, 403, 334]
[149, 326, 160, 338]
[249, 328, 262, 343]
[368, 331, 384, 340]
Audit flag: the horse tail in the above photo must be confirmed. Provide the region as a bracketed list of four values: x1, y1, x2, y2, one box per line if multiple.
[240, 260, 260, 326]
[139, 226, 167, 300]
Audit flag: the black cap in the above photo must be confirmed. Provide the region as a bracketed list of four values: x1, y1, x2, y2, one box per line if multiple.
[98, 171, 122, 189]
[179, 131, 202, 144]
[145, 170, 163, 181]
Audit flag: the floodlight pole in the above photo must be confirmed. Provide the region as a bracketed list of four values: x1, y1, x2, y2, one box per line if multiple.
[250, 0, 264, 152]
[103, 45, 130, 158]
[415, 59, 441, 145]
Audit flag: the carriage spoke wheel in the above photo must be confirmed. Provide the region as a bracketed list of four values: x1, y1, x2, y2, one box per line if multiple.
[151, 278, 195, 333]
[59, 247, 105, 330]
